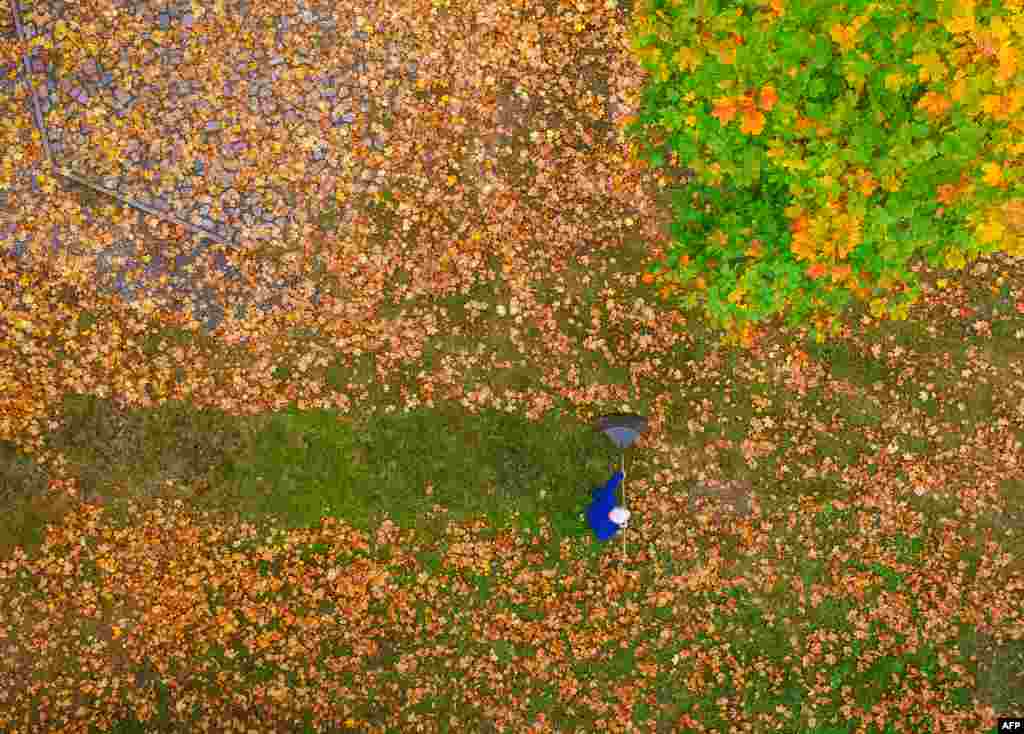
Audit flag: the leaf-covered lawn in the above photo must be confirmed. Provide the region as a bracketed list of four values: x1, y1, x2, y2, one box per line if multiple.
[2, 0, 1024, 732]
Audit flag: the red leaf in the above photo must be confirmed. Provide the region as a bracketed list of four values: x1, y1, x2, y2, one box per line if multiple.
[806, 262, 828, 279]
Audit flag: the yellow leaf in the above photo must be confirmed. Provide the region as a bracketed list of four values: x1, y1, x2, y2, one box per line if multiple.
[830, 23, 858, 53]
[845, 70, 866, 94]
[912, 50, 947, 83]
[981, 93, 1007, 117]
[982, 162, 1004, 187]
[881, 174, 902, 193]
[945, 15, 975, 34]
[944, 249, 967, 270]
[1011, 12, 1024, 38]
[997, 45, 1019, 83]
[884, 73, 907, 92]
[949, 77, 968, 103]
[673, 46, 702, 73]
[989, 15, 1011, 41]
[977, 219, 1005, 244]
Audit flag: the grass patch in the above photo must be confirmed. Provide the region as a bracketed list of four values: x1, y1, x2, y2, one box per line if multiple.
[193, 401, 621, 547]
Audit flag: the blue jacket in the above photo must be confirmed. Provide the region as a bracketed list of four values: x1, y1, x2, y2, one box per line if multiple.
[586, 471, 624, 542]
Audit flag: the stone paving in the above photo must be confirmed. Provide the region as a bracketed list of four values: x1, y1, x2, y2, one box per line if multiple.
[2, 0, 653, 341]
[2, 0, 423, 333]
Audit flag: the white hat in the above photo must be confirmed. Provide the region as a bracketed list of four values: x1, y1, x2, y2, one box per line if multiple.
[609, 506, 631, 526]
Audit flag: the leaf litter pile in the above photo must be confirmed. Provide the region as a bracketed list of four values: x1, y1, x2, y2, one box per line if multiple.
[2, 0, 1024, 731]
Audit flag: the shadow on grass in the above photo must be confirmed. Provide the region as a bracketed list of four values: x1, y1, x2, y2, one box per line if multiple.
[196, 401, 622, 551]
[5, 393, 628, 564]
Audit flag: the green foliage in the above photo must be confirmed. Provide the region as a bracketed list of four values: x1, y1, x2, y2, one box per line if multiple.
[623, 0, 1024, 346]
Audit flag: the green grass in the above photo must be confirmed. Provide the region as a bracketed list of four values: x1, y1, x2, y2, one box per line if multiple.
[192, 401, 619, 546]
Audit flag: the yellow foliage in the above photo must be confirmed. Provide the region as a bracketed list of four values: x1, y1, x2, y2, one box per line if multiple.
[889, 300, 911, 321]
[884, 73, 908, 92]
[944, 248, 967, 270]
[912, 50, 948, 83]
[977, 219, 1005, 244]
[740, 109, 766, 136]
[673, 46, 703, 72]
[982, 162, 1004, 187]
[916, 91, 953, 119]
[946, 15, 975, 34]
[781, 156, 810, 172]
[998, 45, 1019, 82]
[881, 173, 903, 193]
[830, 23, 859, 53]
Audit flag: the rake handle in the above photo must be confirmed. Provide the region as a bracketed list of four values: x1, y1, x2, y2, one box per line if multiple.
[621, 451, 626, 561]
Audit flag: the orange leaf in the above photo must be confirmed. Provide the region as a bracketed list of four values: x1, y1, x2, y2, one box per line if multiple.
[711, 97, 739, 125]
[830, 263, 852, 283]
[758, 85, 778, 112]
[806, 262, 828, 279]
[915, 91, 952, 119]
[936, 183, 959, 205]
[641, 272, 655, 284]
[789, 215, 809, 234]
[740, 109, 765, 135]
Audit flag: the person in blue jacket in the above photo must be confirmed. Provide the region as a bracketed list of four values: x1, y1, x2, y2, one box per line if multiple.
[585, 470, 631, 541]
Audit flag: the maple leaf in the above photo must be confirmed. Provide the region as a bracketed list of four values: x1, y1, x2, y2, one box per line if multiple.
[757, 85, 778, 112]
[977, 219, 1005, 244]
[982, 162, 1004, 187]
[981, 93, 1012, 119]
[856, 172, 878, 197]
[997, 44, 1019, 82]
[791, 229, 816, 261]
[740, 108, 765, 135]
[913, 88, 950, 118]
[789, 214, 810, 234]
[829, 23, 858, 53]
[711, 96, 739, 125]
[946, 14, 975, 34]
[717, 41, 737, 65]
[673, 46, 702, 73]
[830, 263, 853, 284]
[1001, 198, 1024, 233]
